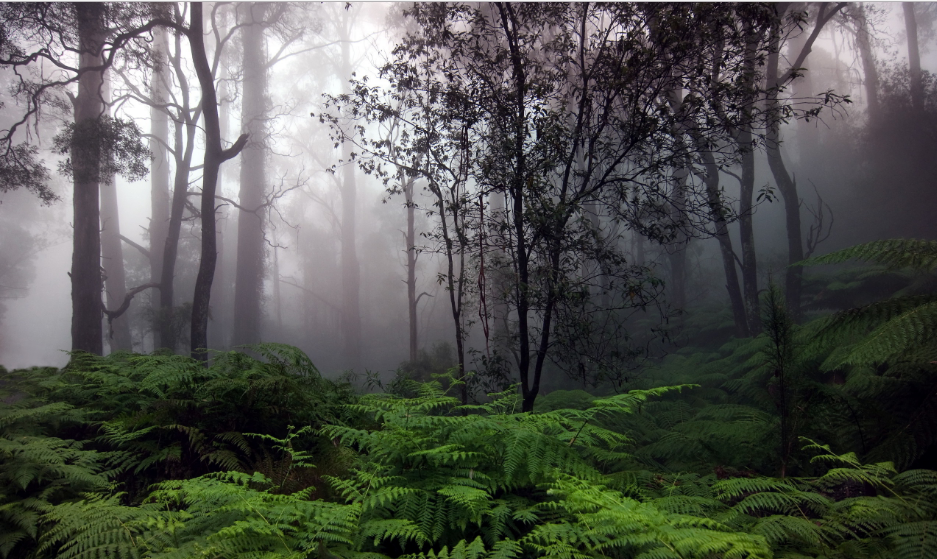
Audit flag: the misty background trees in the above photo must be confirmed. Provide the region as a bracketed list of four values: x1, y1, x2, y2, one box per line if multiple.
[0, 2, 935, 405]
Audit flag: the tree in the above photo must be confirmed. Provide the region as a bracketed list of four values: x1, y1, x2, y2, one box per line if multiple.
[764, 3, 846, 321]
[69, 3, 109, 355]
[231, 2, 270, 347]
[148, 27, 171, 349]
[0, 4, 168, 354]
[334, 4, 777, 410]
[180, 3, 248, 361]
[903, 2, 924, 114]
[99, 77, 133, 351]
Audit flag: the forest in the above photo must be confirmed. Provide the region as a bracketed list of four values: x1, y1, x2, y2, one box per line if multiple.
[2, 2, 937, 557]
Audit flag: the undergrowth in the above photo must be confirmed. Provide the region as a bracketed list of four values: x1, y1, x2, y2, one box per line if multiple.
[1, 240, 936, 558]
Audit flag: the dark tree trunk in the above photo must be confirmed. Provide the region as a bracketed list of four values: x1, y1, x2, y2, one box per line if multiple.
[737, 138, 759, 333]
[232, 2, 268, 347]
[903, 2, 924, 114]
[703, 149, 749, 338]
[188, 3, 248, 361]
[667, 170, 688, 313]
[149, 28, 170, 350]
[765, 3, 842, 322]
[70, 2, 107, 355]
[497, 5, 535, 412]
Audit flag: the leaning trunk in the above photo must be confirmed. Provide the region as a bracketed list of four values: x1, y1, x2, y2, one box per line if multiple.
[70, 2, 107, 355]
[189, 3, 248, 361]
[766, 16, 804, 322]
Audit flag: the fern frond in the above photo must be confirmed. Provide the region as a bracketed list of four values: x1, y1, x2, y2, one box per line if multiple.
[800, 239, 937, 271]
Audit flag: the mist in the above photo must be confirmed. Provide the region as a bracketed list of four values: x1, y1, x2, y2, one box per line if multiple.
[1, 2, 935, 395]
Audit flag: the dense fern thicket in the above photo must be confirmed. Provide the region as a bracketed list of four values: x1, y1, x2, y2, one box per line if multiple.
[3, 239, 937, 558]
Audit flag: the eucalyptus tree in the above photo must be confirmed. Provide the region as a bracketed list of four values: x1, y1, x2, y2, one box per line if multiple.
[764, 2, 846, 321]
[231, 2, 306, 347]
[330, 3, 799, 409]
[113, 3, 236, 353]
[0, 3, 164, 354]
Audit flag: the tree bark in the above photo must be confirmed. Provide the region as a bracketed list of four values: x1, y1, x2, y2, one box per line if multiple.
[855, 4, 880, 125]
[149, 27, 170, 350]
[703, 149, 750, 338]
[737, 128, 759, 332]
[404, 174, 419, 363]
[339, 19, 362, 370]
[667, 170, 688, 313]
[232, 2, 268, 347]
[766, 9, 805, 322]
[764, 3, 842, 321]
[158, 29, 199, 351]
[70, 2, 107, 355]
[903, 2, 924, 114]
[188, 3, 249, 361]
[99, 76, 132, 351]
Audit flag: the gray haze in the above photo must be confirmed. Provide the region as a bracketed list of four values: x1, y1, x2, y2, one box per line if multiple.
[1, 3, 935, 390]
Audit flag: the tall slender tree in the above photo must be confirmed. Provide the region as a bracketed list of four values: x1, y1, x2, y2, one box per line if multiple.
[185, 3, 248, 361]
[232, 2, 270, 347]
[70, 3, 109, 355]
[764, 3, 845, 321]
[148, 27, 171, 350]
[99, 77, 133, 351]
[903, 2, 924, 114]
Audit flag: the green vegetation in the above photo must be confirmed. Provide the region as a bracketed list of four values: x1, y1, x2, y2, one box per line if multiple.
[3, 240, 937, 559]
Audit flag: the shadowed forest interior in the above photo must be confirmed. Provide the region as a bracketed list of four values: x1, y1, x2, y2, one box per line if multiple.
[3, 2, 937, 558]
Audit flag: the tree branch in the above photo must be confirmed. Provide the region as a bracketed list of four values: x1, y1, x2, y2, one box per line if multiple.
[103, 282, 161, 323]
[119, 234, 150, 259]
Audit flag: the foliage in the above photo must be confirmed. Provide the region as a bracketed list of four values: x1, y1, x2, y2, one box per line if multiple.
[52, 115, 151, 184]
[3, 336, 937, 559]
[799, 239, 937, 468]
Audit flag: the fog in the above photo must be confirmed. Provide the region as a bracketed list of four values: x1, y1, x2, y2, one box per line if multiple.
[1, 3, 935, 395]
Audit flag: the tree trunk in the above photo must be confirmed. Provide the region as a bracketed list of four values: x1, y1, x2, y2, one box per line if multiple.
[232, 2, 268, 347]
[339, 25, 362, 370]
[766, 13, 805, 322]
[99, 76, 132, 352]
[738, 136, 760, 333]
[272, 244, 282, 338]
[488, 190, 511, 357]
[158, 29, 199, 352]
[209, 44, 234, 350]
[667, 170, 688, 313]
[703, 149, 749, 338]
[729, 25, 761, 334]
[855, 4, 880, 124]
[903, 2, 924, 114]
[70, 2, 107, 355]
[404, 175, 419, 363]
[188, 3, 249, 361]
[149, 27, 170, 350]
